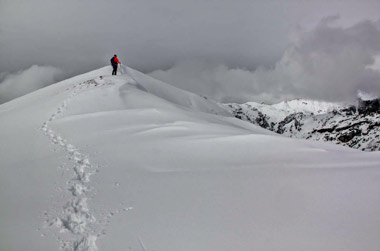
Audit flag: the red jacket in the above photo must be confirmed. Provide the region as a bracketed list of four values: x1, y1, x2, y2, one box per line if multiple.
[114, 56, 120, 64]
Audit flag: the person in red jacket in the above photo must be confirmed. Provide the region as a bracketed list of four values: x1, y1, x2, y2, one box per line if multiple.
[110, 55, 121, 75]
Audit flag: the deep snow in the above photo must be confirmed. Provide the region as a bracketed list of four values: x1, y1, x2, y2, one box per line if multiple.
[1, 66, 380, 251]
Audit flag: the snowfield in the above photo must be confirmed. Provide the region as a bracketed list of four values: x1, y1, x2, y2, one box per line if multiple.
[1, 66, 380, 251]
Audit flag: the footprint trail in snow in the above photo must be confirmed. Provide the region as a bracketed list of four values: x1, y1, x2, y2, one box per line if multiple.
[40, 79, 112, 251]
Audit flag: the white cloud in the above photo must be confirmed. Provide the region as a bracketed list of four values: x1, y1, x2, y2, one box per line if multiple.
[149, 18, 380, 104]
[366, 54, 380, 71]
[0, 65, 63, 104]
[357, 90, 378, 101]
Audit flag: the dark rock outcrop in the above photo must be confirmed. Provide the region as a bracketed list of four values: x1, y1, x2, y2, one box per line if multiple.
[358, 98, 380, 115]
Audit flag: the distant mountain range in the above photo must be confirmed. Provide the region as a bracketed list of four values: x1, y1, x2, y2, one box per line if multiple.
[225, 98, 380, 151]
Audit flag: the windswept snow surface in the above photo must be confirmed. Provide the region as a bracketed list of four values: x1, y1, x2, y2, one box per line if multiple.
[1, 66, 380, 250]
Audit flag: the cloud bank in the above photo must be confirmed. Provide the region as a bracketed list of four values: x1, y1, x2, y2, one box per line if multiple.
[0, 65, 63, 104]
[2, 0, 380, 76]
[150, 18, 380, 104]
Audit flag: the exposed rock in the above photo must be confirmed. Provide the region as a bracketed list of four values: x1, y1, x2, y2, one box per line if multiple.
[277, 113, 304, 134]
[338, 129, 361, 143]
[341, 105, 356, 116]
[358, 98, 380, 115]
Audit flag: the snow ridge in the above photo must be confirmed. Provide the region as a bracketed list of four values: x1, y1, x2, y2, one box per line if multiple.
[41, 80, 100, 251]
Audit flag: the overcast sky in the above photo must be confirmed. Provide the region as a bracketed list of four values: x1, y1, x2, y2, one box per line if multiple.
[1, 0, 380, 103]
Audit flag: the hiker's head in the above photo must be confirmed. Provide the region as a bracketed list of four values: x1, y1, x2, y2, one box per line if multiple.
[114, 54, 117, 57]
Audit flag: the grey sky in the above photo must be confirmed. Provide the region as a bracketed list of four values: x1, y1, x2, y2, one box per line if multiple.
[1, 0, 379, 73]
[151, 19, 380, 103]
[1, 0, 380, 103]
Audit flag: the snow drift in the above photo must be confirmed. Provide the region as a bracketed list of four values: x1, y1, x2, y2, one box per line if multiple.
[1, 65, 380, 251]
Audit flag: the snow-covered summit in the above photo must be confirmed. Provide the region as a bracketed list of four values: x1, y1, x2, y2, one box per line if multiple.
[243, 99, 343, 122]
[1, 66, 380, 251]
[271, 99, 343, 114]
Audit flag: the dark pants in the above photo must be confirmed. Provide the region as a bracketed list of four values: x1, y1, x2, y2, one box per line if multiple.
[112, 65, 118, 75]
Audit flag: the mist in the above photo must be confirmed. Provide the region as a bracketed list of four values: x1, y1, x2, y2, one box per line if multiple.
[150, 18, 380, 104]
[0, 65, 63, 104]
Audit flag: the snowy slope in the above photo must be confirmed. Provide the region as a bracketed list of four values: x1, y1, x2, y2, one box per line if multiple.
[272, 99, 343, 115]
[228, 99, 343, 123]
[1, 66, 380, 251]
[242, 99, 343, 123]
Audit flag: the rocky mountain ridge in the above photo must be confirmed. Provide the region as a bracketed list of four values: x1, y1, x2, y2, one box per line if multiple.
[225, 98, 380, 151]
